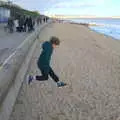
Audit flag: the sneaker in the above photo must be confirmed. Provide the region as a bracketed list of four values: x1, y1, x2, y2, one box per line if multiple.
[57, 81, 67, 87]
[28, 75, 34, 85]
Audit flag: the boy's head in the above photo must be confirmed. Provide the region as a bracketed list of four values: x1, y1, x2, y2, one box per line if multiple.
[50, 36, 60, 48]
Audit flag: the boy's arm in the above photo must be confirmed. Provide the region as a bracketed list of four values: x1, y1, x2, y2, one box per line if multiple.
[44, 48, 51, 65]
[42, 42, 52, 65]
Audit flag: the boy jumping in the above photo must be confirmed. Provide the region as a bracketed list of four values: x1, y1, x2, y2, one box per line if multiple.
[28, 36, 66, 87]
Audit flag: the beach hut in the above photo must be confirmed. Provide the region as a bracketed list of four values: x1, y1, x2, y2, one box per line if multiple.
[0, 1, 10, 23]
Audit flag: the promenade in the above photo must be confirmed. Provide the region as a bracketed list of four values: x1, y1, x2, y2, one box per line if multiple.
[10, 23, 120, 120]
[0, 23, 29, 65]
[0, 22, 45, 66]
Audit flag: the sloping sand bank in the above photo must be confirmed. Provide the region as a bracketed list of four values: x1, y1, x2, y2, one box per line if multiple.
[10, 23, 120, 120]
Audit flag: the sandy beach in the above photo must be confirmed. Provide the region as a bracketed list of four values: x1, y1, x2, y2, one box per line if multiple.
[10, 23, 120, 120]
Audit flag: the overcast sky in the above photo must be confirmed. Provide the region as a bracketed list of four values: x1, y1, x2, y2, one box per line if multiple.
[12, 0, 120, 17]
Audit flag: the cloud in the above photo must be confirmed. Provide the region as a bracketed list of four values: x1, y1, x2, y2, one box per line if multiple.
[44, 0, 109, 15]
[14, 0, 113, 16]
[54, 2, 97, 8]
[50, 0, 108, 9]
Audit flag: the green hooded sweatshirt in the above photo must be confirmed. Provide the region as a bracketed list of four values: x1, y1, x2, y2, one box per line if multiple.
[37, 41, 53, 71]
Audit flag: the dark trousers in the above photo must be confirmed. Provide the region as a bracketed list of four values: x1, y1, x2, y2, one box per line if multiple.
[23, 25, 27, 32]
[36, 66, 59, 83]
[17, 26, 23, 32]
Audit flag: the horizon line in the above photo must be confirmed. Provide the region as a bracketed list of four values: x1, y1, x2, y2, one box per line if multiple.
[47, 15, 120, 19]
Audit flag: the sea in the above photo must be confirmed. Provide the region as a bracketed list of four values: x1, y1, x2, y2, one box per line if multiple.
[66, 18, 120, 40]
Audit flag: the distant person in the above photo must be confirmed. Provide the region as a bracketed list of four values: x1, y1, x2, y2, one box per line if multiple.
[40, 18, 42, 24]
[27, 36, 67, 87]
[23, 17, 28, 32]
[43, 18, 46, 23]
[40, 17, 43, 24]
[37, 17, 40, 25]
[46, 17, 49, 23]
[8, 17, 14, 33]
[14, 19, 19, 32]
[18, 16, 24, 32]
[24, 17, 29, 32]
[32, 19, 35, 30]
[27, 17, 33, 32]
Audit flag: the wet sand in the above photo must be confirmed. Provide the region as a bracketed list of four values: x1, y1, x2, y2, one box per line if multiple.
[10, 23, 120, 120]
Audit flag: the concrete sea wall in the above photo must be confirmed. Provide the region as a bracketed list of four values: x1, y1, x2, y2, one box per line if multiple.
[0, 22, 50, 120]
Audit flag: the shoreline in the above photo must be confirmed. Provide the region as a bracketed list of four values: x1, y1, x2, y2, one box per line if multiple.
[67, 21, 120, 40]
[60, 21, 120, 56]
[88, 27, 119, 41]
[60, 18, 120, 40]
